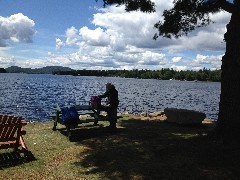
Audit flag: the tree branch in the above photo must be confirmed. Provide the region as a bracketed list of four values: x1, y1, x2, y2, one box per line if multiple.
[219, 0, 233, 13]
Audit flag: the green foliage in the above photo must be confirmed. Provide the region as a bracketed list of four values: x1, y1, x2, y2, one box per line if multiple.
[0, 68, 7, 73]
[5, 66, 73, 74]
[54, 68, 221, 82]
[99, 0, 155, 13]
[154, 0, 221, 39]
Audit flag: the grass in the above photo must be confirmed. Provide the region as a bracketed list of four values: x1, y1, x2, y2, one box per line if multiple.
[0, 115, 240, 179]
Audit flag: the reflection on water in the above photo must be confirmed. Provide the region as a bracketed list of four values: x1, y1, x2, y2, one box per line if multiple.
[0, 73, 220, 121]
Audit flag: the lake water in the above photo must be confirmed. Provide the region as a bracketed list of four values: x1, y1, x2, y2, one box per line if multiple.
[0, 73, 220, 122]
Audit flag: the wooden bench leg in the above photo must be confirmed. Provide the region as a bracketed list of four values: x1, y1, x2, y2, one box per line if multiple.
[52, 121, 57, 131]
[52, 111, 59, 131]
[66, 125, 72, 141]
[93, 121, 98, 126]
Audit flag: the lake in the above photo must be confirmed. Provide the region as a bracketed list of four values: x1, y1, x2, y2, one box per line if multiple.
[0, 73, 220, 121]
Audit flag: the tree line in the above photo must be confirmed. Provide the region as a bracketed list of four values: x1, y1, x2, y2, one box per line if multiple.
[4, 66, 73, 74]
[0, 68, 7, 73]
[53, 68, 221, 82]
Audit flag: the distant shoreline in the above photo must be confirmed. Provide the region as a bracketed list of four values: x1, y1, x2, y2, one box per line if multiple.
[3, 65, 221, 82]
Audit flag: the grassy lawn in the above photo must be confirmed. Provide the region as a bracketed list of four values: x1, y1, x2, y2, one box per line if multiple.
[0, 115, 240, 179]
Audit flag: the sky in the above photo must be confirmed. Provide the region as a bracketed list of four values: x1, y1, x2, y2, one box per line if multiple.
[0, 0, 232, 71]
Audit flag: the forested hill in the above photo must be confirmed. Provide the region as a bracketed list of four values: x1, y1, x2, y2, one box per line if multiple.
[5, 66, 73, 74]
[53, 68, 221, 82]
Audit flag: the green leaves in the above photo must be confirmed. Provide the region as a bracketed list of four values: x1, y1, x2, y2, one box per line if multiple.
[101, 0, 155, 13]
[154, 0, 221, 39]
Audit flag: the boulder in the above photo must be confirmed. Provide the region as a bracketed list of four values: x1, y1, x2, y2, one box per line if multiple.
[164, 108, 206, 125]
[149, 111, 164, 117]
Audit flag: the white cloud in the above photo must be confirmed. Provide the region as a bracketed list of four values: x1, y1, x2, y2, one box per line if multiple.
[47, 52, 54, 57]
[172, 57, 182, 63]
[0, 55, 15, 67]
[66, 26, 79, 46]
[92, 5, 160, 49]
[195, 54, 222, 64]
[170, 65, 188, 71]
[0, 13, 35, 47]
[79, 26, 110, 46]
[56, 38, 65, 50]
[190, 54, 223, 69]
[139, 51, 166, 65]
[51, 1, 230, 71]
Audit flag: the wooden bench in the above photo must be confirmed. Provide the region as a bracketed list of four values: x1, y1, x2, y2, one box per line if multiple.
[50, 104, 123, 141]
[0, 114, 33, 158]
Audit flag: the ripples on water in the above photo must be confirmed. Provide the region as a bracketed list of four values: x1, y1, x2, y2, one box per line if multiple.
[0, 73, 220, 121]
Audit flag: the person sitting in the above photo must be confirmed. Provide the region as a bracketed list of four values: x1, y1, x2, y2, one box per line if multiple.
[99, 83, 119, 129]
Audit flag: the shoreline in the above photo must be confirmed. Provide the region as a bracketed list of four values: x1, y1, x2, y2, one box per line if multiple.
[117, 111, 216, 125]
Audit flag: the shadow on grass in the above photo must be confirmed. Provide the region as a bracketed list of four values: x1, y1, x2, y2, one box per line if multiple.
[59, 125, 126, 142]
[69, 118, 240, 179]
[0, 150, 36, 170]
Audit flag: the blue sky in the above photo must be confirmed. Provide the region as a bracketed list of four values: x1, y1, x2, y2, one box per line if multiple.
[0, 0, 232, 71]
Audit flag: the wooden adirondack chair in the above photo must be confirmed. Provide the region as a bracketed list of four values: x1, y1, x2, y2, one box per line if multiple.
[0, 114, 29, 154]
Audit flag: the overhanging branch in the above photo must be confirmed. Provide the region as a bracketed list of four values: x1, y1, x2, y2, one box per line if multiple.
[219, 0, 233, 13]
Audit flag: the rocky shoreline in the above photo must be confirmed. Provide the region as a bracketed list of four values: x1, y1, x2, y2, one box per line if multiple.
[120, 111, 214, 124]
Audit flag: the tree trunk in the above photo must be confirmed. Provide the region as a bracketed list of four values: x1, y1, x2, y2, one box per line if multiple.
[217, 0, 240, 141]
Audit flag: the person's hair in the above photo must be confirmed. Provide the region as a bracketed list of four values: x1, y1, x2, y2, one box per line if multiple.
[106, 83, 112, 88]
[111, 84, 115, 89]
[106, 83, 115, 89]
